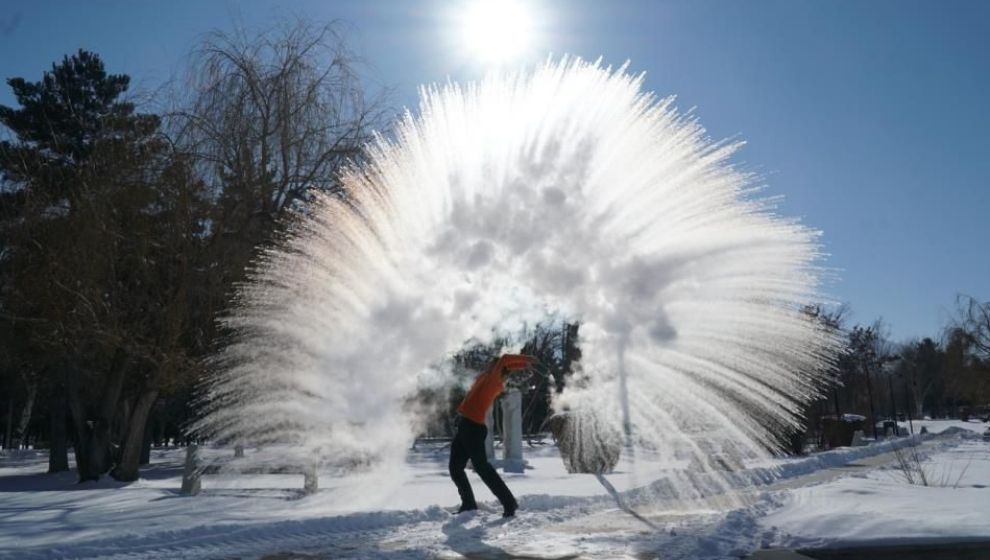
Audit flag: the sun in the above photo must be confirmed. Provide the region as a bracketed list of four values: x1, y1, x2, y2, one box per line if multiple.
[459, 0, 535, 65]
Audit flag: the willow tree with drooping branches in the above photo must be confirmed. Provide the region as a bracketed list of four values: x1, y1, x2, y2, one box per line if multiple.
[173, 20, 391, 342]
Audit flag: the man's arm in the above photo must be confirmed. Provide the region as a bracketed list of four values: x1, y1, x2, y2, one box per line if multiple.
[499, 354, 536, 372]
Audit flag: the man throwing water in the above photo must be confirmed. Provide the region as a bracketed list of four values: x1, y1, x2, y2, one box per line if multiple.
[450, 354, 535, 517]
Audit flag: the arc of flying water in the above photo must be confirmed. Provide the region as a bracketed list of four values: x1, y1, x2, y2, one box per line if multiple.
[191, 56, 841, 509]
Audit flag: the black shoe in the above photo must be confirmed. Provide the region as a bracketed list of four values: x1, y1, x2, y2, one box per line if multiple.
[456, 504, 478, 514]
[502, 503, 518, 518]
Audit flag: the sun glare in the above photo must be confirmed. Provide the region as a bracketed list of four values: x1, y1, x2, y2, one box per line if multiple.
[459, 0, 535, 65]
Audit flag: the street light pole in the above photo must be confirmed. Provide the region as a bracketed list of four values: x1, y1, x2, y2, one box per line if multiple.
[864, 364, 878, 440]
[904, 383, 915, 435]
[881, 355, 902, 437]
[887, 373, 897, 426]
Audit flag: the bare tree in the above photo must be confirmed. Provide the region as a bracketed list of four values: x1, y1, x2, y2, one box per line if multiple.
[181, 20, 385, 202]
[804, 303, 848, 418]
[894, 338, 942, 418]
[956, 294, 990, 358]
[835, 319, 897, 439]
[171, 20, 390, 346]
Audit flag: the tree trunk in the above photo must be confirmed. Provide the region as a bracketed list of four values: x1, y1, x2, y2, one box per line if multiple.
[48, 381, 70, 473]
[111, 389, 159, 482]
[113, 397, 131, 466]
[3, 396, 12, 449]
[101, 350, 130, 442]
[67, 364, 122, 482]
[12, 375, 38, 449]
[66, 366, 91, 478]
[67, 403, 112, 483]
[73, 349, 130, 482]
[140, 418, 152, 466]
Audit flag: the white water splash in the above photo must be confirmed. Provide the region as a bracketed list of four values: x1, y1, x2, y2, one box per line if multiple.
[192, 58, 839, 505]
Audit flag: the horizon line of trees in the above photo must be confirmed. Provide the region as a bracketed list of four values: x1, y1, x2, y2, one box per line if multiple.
[796, 297, 990, 452]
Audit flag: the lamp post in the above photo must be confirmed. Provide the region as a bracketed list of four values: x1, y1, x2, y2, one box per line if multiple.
[865, 353, 899, 440]
[890, 360, 915, 436]
[882, 355, 901, 436]
[903, 382, 915, 435]
[864, 361, 879, 440]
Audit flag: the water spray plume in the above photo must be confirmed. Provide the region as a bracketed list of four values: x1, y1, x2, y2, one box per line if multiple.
[192, 57, 840, 506]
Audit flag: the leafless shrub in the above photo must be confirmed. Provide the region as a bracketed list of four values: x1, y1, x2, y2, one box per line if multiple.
[891, 438, 974, 488]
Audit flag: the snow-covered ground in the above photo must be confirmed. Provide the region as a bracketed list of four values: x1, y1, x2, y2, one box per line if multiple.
[1, 420, 987, 559]
[761, 421, 990, 549]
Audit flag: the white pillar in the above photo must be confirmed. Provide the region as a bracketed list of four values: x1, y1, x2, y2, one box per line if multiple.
[501, 389, 525, 473]
[484, 406, 495, 461]
[303, 463, 318, 495]
[180, 444, 201, 496]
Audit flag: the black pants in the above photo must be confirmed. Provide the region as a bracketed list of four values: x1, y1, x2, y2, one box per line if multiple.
[449, 416, 516, 510]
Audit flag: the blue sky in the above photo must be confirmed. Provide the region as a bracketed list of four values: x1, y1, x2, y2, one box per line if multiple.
[1, 0, 987, 341]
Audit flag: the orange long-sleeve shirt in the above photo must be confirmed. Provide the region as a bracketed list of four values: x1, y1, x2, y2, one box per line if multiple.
[457, 354, 535, 424]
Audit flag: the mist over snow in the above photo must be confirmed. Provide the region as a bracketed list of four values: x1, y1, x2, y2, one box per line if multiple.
[192, 57, 840, 506]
